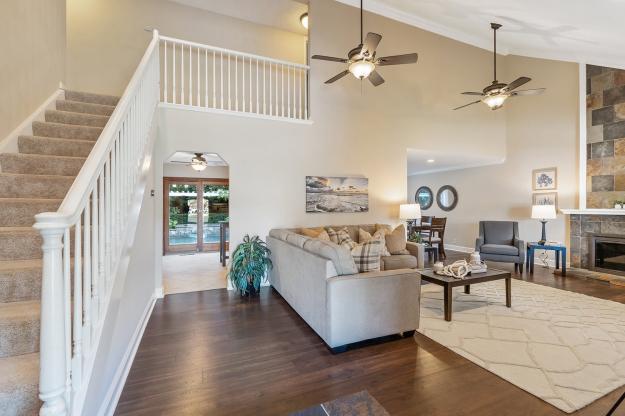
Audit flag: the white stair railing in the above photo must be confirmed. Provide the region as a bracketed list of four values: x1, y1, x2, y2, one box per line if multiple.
[33, 30, 160, 416]
[159, 35, 310, 121]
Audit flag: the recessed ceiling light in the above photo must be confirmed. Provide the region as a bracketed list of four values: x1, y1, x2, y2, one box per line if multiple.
[427, 159, 435, 163]
[300, 13, 308, 29]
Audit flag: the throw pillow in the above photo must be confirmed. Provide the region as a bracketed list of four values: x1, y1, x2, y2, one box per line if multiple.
[327, 227, 339, 244]
[300, 227, 325, 238]
[337, 228, 357, 250]
[375, 223, 393, 235]
[384, 224, 410, 255]
[317, 230, 330, 241]
[359, 228, 391, 257]
[350, 239, 383, 272]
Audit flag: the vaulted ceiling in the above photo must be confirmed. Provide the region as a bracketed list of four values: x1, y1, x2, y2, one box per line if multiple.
[336, 0, 625, 68]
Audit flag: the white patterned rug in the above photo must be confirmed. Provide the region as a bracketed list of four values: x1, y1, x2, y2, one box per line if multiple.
[418, 279, 625, 413]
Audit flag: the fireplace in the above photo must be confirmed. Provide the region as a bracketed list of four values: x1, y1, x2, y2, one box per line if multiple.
[591, 235, 625, 276]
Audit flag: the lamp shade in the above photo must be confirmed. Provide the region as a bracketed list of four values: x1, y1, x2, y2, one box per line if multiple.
[531, 204, 556, 220]
[399, 203, 421, 220]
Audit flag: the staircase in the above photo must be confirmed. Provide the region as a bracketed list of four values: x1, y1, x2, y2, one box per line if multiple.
[0, 91, 119, 415]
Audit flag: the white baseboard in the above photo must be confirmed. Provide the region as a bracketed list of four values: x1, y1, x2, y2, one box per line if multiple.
[154, 287, 164, 299]
[98, 296, 156, 416]
[0, 88, 64, 154]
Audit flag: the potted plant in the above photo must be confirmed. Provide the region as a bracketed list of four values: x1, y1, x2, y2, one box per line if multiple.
[615, 200, 624, 209]
[227, 235, 273, 296]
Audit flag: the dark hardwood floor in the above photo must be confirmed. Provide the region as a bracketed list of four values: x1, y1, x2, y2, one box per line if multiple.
[115, 252, 625, 415]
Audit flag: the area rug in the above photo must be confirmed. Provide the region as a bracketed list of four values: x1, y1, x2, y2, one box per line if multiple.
[290, 390, 389, 416]
[418, 279, 625, 413]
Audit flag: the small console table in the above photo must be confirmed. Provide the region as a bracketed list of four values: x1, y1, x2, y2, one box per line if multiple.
[526, 242, 566, 276]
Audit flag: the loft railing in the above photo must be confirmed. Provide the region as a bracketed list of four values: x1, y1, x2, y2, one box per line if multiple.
[159, 35, 310, 121]
[33, 30, 160, 415]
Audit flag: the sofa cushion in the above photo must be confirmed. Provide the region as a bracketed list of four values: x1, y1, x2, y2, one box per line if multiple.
[480, 244, 519, 256]
[359, 228, 391, 257]
[327, 227, 339, 243]
[337, 228, 357, 249]
[381, 254, 418, 271]
[483, 222, 514, 245]
[286, 232, 309, 248]
[302, 239, 358, 275]
[350, 240, 383, 272]
[384, 224, 409, 255]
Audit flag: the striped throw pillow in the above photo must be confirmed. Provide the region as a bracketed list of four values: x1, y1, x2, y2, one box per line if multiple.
[337, 228, 357, 250]
[350, 239, 383, 272]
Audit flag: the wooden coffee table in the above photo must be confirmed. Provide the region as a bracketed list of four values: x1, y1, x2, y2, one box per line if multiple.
[420, 268, 511, 321]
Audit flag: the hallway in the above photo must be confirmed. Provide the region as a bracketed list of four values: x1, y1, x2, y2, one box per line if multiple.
[163, 252, 227, 295]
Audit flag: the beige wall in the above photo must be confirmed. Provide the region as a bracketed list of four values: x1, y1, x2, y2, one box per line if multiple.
[0, 0, 66, 140]
[66, 0, 307, 96]
[408, 56, 579, 253]
[154, 0, 509, 247]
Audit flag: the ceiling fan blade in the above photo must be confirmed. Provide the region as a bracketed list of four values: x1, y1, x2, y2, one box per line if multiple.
[453, 100, 482, 110]
[511, 88, 546, 96]
[503, 76, 531, 92]
[377, 53, 418, 66]
[461, 92, 485, 96]
[311, 55, 348, 63]
[362, 32, 382, 56]
[368, 70, 385, 87]
[325, 70, 350, 84]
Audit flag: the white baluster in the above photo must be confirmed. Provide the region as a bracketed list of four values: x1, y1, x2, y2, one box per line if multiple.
[163, 40, 168, 103]
[173, 42, 177, 104]
[83, 201, 91, 355]
[98, 174, 105, 318]
[305, 69, 308, 120]
[235, 55, 238, 111]
[256, 59, 259, 113]
[63, 227, 71, 404]
[197, 46, 200, 106]
[228, 53, 231, 110]
[213, 51, 216, 108]
[250, 57, 253, 112]
[36, 225, 68, 416]
[263, 61, 266, 115]
[72, 218, 83, 392]
[269, 62, 272, 115]
[287, 65, 290, 118]
[204, 49, 208, 108]
[220, 51, 223, 109]
[299, 68, 302, 119]
[242, 56, 246, 112]
[181, 45, 185, 105]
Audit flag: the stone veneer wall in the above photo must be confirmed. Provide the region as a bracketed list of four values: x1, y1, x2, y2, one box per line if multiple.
[587, 64, 625, 208]
[569, 214, 625, 268]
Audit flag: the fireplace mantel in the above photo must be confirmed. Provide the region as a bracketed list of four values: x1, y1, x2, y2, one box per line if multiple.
[561, 209, 625, 216]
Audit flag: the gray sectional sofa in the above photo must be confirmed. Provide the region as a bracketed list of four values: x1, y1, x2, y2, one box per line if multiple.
[267, 224, 424, 352]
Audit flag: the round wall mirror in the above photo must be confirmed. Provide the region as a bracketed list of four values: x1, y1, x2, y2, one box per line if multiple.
[437, 185, 458, 211]
[415, 186, 433, 210]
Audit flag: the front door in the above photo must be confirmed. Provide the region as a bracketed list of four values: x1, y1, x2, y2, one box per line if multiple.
[164, 178, 229, 253]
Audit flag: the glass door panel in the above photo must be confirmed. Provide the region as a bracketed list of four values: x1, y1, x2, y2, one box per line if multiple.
[203, 184, 229, 250]
[167, 183, 198, 251]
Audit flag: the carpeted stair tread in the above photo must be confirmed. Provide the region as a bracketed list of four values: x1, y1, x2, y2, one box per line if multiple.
[0, 260, 42, 303]
[65, 90, 120, 106]
[0, 353, 40, 415]
[0, 173, 75, 199]
[0, 198, 61, 227]
[32, 121, 102, 141]
[18, 135, 95, 158]
[0, 228, 43, 261]
[0, 300, 40, 357]
[0, 153, 86, 176]
[56, 99, 115, 116]
[45, 109, 110, 128]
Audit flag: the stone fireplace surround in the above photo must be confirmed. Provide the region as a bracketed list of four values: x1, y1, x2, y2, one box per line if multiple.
[569, 214, 625, 269]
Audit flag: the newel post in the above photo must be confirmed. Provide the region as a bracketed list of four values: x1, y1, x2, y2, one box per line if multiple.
[35, 223, 68, 416]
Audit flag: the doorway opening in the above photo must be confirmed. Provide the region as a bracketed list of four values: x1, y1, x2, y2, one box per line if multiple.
[162, 152, 230, 295]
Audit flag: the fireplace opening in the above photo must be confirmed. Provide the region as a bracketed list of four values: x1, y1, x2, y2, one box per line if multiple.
[592, 236, 625, 275]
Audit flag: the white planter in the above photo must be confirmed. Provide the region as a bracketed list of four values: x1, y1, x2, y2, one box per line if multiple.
[615, 204, 623, 209]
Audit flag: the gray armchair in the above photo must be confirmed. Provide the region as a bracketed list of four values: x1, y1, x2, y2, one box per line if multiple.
[476, 221, 525, 273]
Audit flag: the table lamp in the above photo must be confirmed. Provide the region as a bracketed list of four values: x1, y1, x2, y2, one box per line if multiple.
[531, 204, 557, 245]
[400, 203, 421, 228]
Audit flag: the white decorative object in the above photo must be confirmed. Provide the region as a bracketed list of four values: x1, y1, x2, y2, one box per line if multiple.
[432, 262, 444, 273]
[470, 251, 481, 265]
[615, 203, 623, 209]
[435, 260, 470, 279]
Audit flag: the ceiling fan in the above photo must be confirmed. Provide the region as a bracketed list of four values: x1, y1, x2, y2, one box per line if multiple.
[454, 23, 546, 111]
[311, 0, 418, 86]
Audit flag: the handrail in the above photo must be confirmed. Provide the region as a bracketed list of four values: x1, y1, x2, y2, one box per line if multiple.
[34, 30, 161, 416]
[159, 35, 309, 69]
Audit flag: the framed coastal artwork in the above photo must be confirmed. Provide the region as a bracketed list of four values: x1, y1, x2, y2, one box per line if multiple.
[532, 192, 558, 208]
[306, 176, 369, 213]
[532, 167, 557, 191]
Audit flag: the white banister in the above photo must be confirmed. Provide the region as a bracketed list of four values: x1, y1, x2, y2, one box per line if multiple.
[34, 29, 160, 416]
[158, 35, 310, 122]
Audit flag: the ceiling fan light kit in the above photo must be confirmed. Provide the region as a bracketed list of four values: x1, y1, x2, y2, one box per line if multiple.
[454, 22, 546, 111]
[190, 153, 208, 171]
[311, 0, 418, 87]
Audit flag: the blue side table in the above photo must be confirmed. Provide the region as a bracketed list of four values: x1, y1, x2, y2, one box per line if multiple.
[526, 242, 566, 276]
